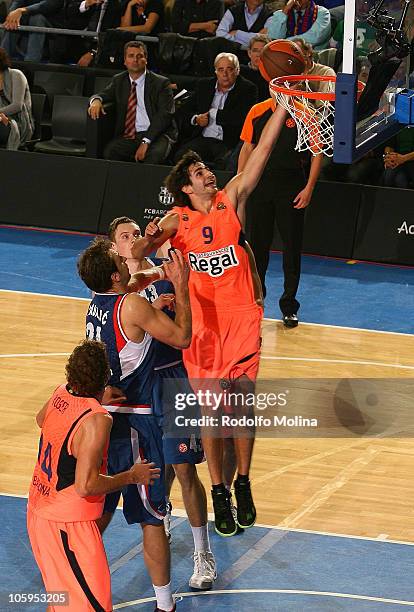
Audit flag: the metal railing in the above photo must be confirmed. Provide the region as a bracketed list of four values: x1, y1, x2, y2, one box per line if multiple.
[0, 24, 159, 43]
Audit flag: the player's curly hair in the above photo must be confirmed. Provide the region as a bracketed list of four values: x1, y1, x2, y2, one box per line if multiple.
[108, 216, 140, 242]
[164, 150, 202, 208]
[65, 340, 110, 397]
[77, 238, 117, 293]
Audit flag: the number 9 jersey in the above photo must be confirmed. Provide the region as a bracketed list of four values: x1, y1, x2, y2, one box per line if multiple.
[170, 190, 263, 382]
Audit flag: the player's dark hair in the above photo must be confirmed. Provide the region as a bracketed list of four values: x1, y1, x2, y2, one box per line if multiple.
[124, 40, 147, 58]
[77, 238, 117, 293]
[108, 216, 140, 242]
[66, 340, 110, 397]
[165, 150, 202, 208]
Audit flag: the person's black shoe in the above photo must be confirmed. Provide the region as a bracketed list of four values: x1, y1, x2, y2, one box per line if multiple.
[283, 314, 298, 328]
[234, 479, 256, 529]
[212, 488, 237, 537]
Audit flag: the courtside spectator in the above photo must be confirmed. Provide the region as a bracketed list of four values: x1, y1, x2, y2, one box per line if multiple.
[267, 0, 331, 50]
[171, 0, 222, 39]
[0, 47, 33, 149]
[293, 38, 335, 91]
[118, 0, 165, 35]
[54, 0, 122, 66]
[173, 51, 257, 169]
[239, 33, 270, 101]
[382, 128, 414, 189]
[216, 0, 273, 49]
[89, 41, 177, 163]
[1, 0, 65, 61]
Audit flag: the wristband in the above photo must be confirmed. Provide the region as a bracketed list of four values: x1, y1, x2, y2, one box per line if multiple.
[154, 266, 165, 280]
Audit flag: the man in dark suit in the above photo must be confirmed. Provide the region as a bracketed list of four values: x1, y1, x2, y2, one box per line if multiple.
[89, 41, 177, 164]
[48, 0, 122, 64]
[174, 52, 257, 169]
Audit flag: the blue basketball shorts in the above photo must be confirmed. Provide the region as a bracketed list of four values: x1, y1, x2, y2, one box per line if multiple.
[152, 362, 204, 466]
[103, 412, 166, 525]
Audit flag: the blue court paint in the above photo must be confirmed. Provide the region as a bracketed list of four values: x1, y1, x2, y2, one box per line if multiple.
[1, 226, 413, 333]
[1, 496, 413, 611]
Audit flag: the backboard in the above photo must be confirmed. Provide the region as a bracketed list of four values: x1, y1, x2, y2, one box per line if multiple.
[333, 0, 413, 163]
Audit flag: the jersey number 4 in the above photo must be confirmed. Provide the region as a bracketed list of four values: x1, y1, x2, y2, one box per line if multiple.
[38, 434, 53, 482]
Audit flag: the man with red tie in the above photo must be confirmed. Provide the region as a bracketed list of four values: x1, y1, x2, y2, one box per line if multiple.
[88, 41, 177, 163]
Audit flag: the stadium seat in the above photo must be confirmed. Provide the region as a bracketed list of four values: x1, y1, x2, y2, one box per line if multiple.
[33, 71, 85, 124]
[34, 95, 89, 156]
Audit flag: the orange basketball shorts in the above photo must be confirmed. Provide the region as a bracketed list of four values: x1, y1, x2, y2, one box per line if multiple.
[27, 508, 112, 612]
[183, 304, 263, 382]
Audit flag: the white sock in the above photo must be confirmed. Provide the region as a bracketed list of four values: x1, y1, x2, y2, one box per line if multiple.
[153, 582, 174, 611]
[191, 524, 211, 553]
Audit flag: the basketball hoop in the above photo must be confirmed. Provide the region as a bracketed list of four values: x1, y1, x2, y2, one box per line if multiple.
[269, 75, 365, 157]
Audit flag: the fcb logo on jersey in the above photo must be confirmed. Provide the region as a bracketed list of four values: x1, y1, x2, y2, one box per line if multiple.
[182, 213, 189, 221]
[285, 118, 296, 129]
[178, 443, 188, 453]
[216, 202, 226, 210]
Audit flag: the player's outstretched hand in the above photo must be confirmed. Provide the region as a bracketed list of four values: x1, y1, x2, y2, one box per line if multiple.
[129, 461, 160, 485]
[145, 217, 163, 239]
[163, 249, 190, 288]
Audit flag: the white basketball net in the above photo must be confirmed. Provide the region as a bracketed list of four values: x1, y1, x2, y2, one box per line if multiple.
[270, 77, 336, 157]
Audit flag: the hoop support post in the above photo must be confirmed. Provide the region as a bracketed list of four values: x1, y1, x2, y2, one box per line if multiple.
[333, 72, 358, 164]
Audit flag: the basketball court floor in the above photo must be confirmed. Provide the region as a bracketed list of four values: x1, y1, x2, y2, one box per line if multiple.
[0, 225, 413, 610]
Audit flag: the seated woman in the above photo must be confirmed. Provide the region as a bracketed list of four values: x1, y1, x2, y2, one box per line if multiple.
[0, 47, 33, 150]
[382, 128, 414, 189]
[118, 0, 165, 35]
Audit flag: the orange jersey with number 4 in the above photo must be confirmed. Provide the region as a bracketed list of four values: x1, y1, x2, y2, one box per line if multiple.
[28, 385, 109, 522]
[171, 190, 256, 312]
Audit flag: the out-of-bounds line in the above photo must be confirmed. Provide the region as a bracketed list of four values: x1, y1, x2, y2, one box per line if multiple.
[263, 317, 414, 338]
[260, 355, 414, 370]
[0, 352, 69, 358]
[113, 589, 414, 609]
[109, 517, 186, 574]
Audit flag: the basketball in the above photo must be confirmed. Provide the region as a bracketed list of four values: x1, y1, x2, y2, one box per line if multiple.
[258, 40, 306, 82]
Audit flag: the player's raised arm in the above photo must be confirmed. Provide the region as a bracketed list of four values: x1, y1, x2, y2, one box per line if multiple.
[126, 264, 168, 293]
[225, 104, 288, 225]
[123, 250, 192, 349]
[131, 213, 179, 260]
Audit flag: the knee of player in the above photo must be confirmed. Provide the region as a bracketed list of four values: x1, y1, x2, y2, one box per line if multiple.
[173, 463, 196, 487]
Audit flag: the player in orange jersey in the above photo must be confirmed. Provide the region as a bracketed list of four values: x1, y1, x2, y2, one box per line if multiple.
[132, 105, 288, 537]
[27, 340, 160, 612]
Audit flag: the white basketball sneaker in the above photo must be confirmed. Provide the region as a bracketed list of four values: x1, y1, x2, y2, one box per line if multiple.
[189, 551, 217, 590]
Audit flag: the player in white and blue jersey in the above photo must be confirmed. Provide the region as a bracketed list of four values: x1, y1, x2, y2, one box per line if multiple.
[78, 238, 192, 612]
[109, 216, 216, 591]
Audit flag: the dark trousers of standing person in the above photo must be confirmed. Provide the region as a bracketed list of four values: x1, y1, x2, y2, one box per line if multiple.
[104, 132, 173, 163]
[246, 172, 306, 317]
